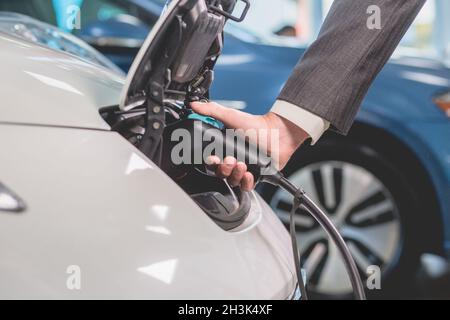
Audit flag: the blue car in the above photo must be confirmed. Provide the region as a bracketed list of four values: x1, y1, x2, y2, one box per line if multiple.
[3, 0, 449, 298]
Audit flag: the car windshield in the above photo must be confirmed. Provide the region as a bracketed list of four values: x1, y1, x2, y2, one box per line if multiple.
[0, 11, 123, 73]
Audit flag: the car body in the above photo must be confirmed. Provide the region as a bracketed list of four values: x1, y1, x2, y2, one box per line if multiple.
[2, 0, 450, 298]
[0, 10, 297, 299]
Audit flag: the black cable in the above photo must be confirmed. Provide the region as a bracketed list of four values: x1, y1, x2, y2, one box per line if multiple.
[262, 173, 367, 300]
[280, 177, 367, 300]
[290, 194, 308, 300]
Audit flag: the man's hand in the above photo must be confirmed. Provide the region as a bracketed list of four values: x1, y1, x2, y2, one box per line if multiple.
[191, 101, 310, 191]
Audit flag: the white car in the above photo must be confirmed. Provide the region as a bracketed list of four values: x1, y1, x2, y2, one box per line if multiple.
[0, 2, 297, 299]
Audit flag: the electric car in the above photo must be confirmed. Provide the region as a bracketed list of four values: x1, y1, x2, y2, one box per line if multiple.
[0, 9, 298, 299]
[2, 0, 450, 298]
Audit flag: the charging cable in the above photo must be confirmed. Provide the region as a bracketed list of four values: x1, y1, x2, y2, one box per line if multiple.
[262, 172, 367, 301]
[290, 194, 308, 300]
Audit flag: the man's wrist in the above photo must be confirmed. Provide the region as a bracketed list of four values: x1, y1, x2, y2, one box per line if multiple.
[264, 112, 309, 154]
[270, 100, 330, 145]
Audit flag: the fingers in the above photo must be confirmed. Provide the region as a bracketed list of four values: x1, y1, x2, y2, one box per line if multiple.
[206, 156, 255, 191]
[216, 156, 236, 178]
[193, 100, 260, 192]
[191, 101, 226, 120]
[205, 155, 221, 166]
[228, 162, 247, 187]
[241, 172, 255, 192]
[191, 101, 250, 131]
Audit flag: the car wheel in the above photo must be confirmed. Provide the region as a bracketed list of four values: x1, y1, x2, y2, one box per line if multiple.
[260, 137, 421, 299]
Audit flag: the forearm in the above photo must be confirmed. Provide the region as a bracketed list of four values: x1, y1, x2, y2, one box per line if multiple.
[278, 0, 426, 135]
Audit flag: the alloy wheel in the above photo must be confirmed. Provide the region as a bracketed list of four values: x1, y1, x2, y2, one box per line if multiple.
[270, 161, 402, 295]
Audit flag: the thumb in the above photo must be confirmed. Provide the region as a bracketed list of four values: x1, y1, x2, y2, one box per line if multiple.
[191, 101, 227, 121]
[191, 101, 253, 130]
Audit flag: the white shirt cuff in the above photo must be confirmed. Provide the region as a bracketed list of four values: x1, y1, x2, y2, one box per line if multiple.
[270, 100, 330, 145]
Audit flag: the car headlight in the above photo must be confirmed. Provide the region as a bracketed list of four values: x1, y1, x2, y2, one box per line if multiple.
[434, 91, 450, 117]
[0, 12, 123, 74]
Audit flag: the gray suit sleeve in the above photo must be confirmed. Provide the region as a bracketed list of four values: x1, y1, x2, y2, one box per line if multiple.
[277, 0, 426, 135]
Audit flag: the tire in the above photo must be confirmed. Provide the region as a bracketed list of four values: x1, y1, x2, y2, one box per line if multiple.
[260, 136, 422, 299]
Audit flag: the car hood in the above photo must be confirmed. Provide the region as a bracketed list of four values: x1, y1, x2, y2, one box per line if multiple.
[0, 32, 124, 130]
[0, 0, 234, 129]
[0, 124, 295, 299]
